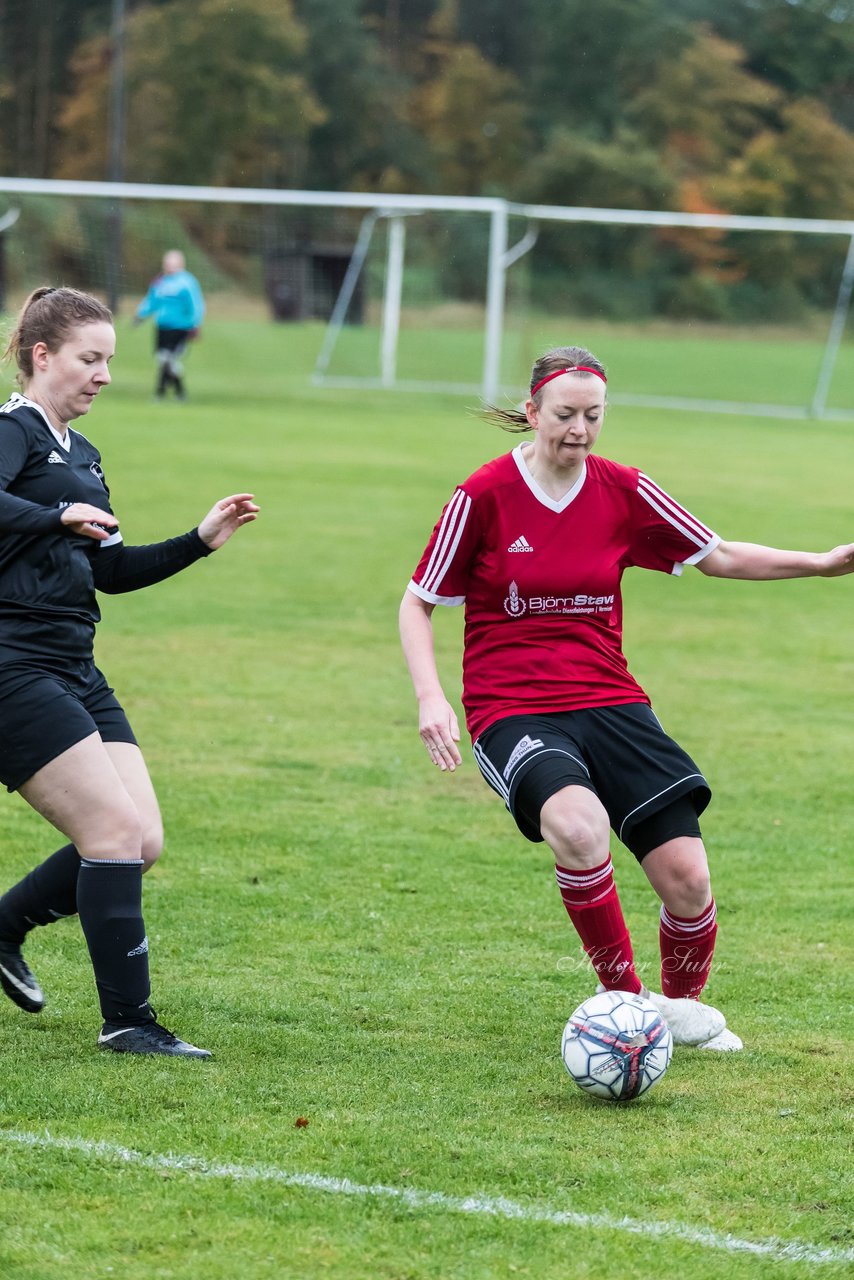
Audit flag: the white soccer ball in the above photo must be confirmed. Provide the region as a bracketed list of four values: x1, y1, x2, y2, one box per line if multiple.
[561, 989, 673, 1101]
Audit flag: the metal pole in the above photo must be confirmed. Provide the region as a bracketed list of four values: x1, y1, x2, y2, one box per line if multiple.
[0, 209, 20, 314]
[312, 210, 379, 379]
[482, 202, 508, 402]
[811, 233, 854, 419]
[502, 222, 538, 269]
[106, 0, 127, 312]
[380, 216, 406, 387]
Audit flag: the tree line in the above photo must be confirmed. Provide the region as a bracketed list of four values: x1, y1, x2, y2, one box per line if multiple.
[2, 0, 854, 319]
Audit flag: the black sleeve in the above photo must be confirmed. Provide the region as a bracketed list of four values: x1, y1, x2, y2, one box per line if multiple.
[91, 529, 213, 595]
[0, 416, 65, 534]
[0, 489, 65, 533]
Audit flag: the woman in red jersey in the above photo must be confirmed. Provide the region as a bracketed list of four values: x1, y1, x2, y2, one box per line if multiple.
[400, 345, 854, 1052]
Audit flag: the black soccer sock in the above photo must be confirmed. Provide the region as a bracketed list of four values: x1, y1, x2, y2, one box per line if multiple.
[77, 858, 154, 1025]
[0, 844, 81, 946]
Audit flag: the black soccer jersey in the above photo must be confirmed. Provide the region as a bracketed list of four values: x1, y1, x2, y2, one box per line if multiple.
[0, 393, 211, 659]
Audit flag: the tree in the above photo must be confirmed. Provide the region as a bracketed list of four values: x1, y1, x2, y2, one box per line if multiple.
[411, 4, 530, 195]
[361, 0, 438, 74]
[523, 0, 692, 143]
[712, 97, 854, 220]
[293, 0, 427, 192]
[516, 128, 675, 212]
[631, 28, 781, 176]
[671, 0, 854, 129]
[57, 0, 322, 187]
[455, 0, 536, 69]
[0, 0, 112, 176]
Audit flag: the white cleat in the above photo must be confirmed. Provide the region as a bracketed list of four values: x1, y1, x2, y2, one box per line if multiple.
[594, 983, 727, 1046]
[642, 988, 726, 1046]
[696, 1027, 743, 1052]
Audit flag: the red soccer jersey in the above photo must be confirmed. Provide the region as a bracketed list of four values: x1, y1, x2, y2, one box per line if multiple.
[407, 445, 719, 741]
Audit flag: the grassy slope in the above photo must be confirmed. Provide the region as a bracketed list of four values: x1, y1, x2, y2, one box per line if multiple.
[0, 318, 851, 1278]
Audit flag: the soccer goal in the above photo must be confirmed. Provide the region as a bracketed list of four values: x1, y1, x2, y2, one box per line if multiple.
[0, 177, 852, 419]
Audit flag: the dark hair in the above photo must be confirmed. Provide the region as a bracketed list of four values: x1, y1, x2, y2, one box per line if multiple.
[483, 345, 607, 433]
[3, 287, 113, 386]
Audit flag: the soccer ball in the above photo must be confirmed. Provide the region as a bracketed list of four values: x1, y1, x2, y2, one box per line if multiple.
[561, 990, 673, 1101]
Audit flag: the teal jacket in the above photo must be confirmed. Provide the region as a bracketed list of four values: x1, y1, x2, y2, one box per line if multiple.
[136, 270, 205, 332]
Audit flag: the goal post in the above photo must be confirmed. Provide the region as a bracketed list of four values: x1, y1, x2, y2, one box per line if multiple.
[0, 176, 852, 419]
[506, 200, 854, 422]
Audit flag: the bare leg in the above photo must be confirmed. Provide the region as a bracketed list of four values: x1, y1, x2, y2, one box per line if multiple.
[19, 733, 144, 860]
[0, 743, 162, 969]
[642, 837, 740, 1049]
[542, 786, 641, 993]
[1, 736, 207, 1055]
[103, 742, 164, 870]
[642, 837, 711, 917]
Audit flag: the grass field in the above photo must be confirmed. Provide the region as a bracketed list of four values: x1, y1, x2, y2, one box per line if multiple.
[313, 306, 854, 415]
[0, 317, 852, 1279]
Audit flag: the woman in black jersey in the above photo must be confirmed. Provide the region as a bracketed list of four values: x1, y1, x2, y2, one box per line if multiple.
[0, 286, 258, 1057]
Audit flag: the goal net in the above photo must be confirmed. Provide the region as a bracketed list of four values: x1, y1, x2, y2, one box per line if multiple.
[0, 179, 852, 419]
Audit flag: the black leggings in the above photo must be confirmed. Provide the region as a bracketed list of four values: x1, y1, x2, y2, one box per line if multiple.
[628, 795, 703, 859]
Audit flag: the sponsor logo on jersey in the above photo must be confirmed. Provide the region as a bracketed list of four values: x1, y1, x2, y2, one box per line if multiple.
[503, 583, 615, 618]
[503, 580, 527, 616]
[503, 734, 545, 780]
[508, 535, 534, 553]
[89, 460, 106, 485]
[46, 450, 67, 465]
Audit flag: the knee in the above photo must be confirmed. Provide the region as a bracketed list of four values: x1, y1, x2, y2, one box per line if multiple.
[540, 791, 610, 868]
[658, 862, 712, 916]
[140, 818, 164, 871]
[76, 803, 144, 861]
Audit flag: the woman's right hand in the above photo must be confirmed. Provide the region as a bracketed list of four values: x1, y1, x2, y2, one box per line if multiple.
[418, 695, 463, 772]
[60, 504, 118, 541]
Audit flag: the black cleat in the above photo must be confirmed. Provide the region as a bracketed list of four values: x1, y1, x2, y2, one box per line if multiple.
[0, 944, 45, 1013]
[97, 1019, 211, 1058]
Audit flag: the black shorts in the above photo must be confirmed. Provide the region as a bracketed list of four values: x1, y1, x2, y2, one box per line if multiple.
[473, 704, 710, 860]
[155, 328, 190, 355]
[0, 656, 137, 792]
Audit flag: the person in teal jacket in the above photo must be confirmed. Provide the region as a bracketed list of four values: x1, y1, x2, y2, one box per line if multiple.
[134, 250, 205, 401]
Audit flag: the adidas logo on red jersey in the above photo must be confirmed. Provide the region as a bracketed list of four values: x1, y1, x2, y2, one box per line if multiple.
[508, 535, 534, 552]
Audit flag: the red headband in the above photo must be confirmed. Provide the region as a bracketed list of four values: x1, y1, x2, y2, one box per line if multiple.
[530, 365, 607, 397]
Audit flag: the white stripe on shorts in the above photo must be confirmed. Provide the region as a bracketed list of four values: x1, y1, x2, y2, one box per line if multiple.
[473, 741, 510, 802]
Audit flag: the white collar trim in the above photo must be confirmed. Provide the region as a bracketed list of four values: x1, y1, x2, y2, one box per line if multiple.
[512, 443, 587, 512]
[6, 392, 71, 450]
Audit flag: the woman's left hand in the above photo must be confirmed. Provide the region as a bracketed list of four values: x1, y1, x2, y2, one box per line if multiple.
[818, 543, 854, 577]
[198, 494, 260, 550]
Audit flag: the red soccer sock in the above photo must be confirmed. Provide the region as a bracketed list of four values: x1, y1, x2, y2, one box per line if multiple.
[554, 857, 641, 994]
[659, 899, 718, 999]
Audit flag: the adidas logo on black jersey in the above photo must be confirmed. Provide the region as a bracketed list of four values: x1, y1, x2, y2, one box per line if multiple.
[46, 450, 67, 465]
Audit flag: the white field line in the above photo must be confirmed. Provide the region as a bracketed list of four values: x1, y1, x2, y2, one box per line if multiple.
[1, 1128, 851, 1267]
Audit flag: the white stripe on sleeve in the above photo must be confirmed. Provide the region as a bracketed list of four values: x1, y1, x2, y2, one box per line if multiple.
[406, 579, 465, 607]
[637, 474, 715, 549]
[420, 489, 472, 595]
